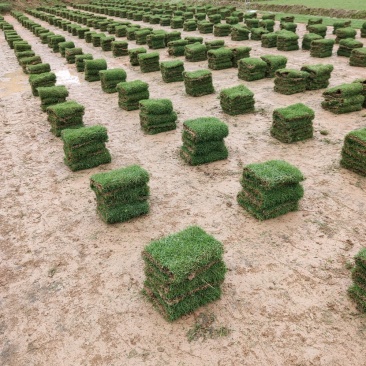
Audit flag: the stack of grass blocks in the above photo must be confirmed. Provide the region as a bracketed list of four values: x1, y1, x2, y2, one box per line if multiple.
[90, 165, 150, 224]
[112, 41, 128, 57]
[348, 248, 366, 312]
[301, 64, 333, 90]
[160, 60, 184, 82]
[99, 68, 127, 93]
[84, 59, 107, 82]
[341, 127, 366, 176]
[180, 117, 228, 165]
[61, 125, 111, 171]
[238, 57, 267, 81]
[337, 39, 363, 57]
[321, 83, 364, 113]
[237, 160, 305, 220]
[142, 226, 226, 321]
[38, 85, 69, 111]
[310, 39, 335, 57]
[276, 30, 299, 51]
[260, 55, 288, 77]
[29, 72, 56, 96]
[208, 48, 233, 70]
[129, 48, 147, 66]
[168, 39, 188, 56]
[232, 46, 251, 67]
[75, 54, 93, 72]
[274, 69, 309, 95]
[271, 103, 314, 143]
[117, 80, 150, 110]
[139, 99, 177, 134]
[185, 42, 207, 62]
[183, 70, 214, 97]
[350, 48, 366, 67]
[220, 85, 255, 115]
[138, 52, 160, 73]
[302, 33, 322, 50]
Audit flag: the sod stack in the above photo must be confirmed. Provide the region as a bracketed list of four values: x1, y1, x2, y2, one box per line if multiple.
[183, 70, 214, 97]
[337, 39, 363, 57]
[184, 20, 197, 32]
[276, 30, 299, 51]
[75, 54, 93, 72]
[208, 48, 233, 70]
[165, 31, 181, 45]
[301, 64, 333, 90]
[341, 128, 366, 176]
[350, 48, 366, 67]
[29, 72, 56, 97]
[310, 39, 335, 58]
[231, 25, 250, 41]
[335, 27, 356, 43]
[198, 21, 214, 34]
[100, 68, 127, 93]
[160, 60, 184, 82]
[171, 17, 184, 29]
[117, 80, 149, 111]
[251, 27, 269, 41]
[47, 101, 85, 137]
[205, 40, 225, 51]
[237, 160, 304, 220]
[26, 63, 51, 74]
[59, 41, 75, 57]
[180, 117, 228, 165]
[307, 24, 327, 37]
[260, 55, 288, 78]
[185, 43, 207, 62]
[274, 69, 309, 95]
[353, 79, 366, 107]
[271, 103, 314, 143]
[302, 33, 323, 50]
[142, 225, 226, 321]
[129, 47, 147, 66]
[220, 85, 255, 115]
[60, 124, 111, 171]
[214, 23, 231, 37]
[321, 83, 364, 114]
[260, 19, 275, 32]
[147, 32, 166, 49]
[280, 22, 297, 33]
[185, 36, 204, 44]
[348, 248, 366, 312]
[65, 48, 83, 64]
[231, 46, 251, 68]
[101, 36, 115, 51]
[139, 99, 177, 134]
[112, 41, 128, 57]
[261, 33, 278, 48]
[38, 85, 69, 112]
[168, 39, 188, 56]
[84, 59, 107, 82]
[20, 56, 42, 73]
[90, 165, 149, 224]
[138, 52, 160, 73]
[238, 58, 267, 81]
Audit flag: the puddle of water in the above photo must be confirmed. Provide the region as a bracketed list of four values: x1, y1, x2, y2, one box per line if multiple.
[55, 69, 80, 86]
[0, 70, 28, 96]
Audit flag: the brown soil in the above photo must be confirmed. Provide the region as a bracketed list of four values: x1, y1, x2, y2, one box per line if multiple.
[1, 12, 366, 366]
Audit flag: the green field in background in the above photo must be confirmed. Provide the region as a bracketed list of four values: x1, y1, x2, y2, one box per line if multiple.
[256, 0, 365, 11]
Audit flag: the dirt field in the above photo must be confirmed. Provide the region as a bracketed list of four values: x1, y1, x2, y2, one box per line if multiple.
[1, 10, 366, 366]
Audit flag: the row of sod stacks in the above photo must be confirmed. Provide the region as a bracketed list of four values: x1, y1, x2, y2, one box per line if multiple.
[185, 42, 207, 62]
[274, 69, 309, 95]
[168, 39, 188, 56]
[261, 33, 277, 48]
[337, 39, 363, 57]
[90, 165, 150, 224]
[307, 24, 327, 37]
[117, 80, 149, 111]
[260, 55, 287, 77]
[75, 54, 93, 72]
[348, 248, 366, 312]
[84, 59, 107, 82]
[353, 79, 366, 107]
[112, 41, 128, 56]
[231, 25, 250, 41]
[47, 101, 85, 137]
[310, 39, 335, 58]
[142, 226, 226, 321]
[350, 48, 366, 67]
[341, 128, 366, 176]
[301, 64, 333, 90]
[335, 27, 356, 43]
[29, 72, 56, 96]
[276, 30, 299, 51]
[238, 58, 267, 81]
[321, 83, 364, 114]
[139, 99, 177, 134]
[38, 85, 69, 112]
[160, 60, 184, 82]
[129, 47, 147, 66]
[66, 48, 83, 64]
[180, 117, 228, 165]
[183, 70, 214, 97]
[214, 24, 231, 37]
[237, 160, 304, 220]
[232, 46, 251, 67]
[208, 48, 233, 70]
[61, 125, 111, 171]
[302, 33, 323, 50]
[27, 63, 51, 74]
[271, 103, 314, 143]
[138, 52, 160, 73]
[100, 68, 127, 93]
[220, 85, 255, 115]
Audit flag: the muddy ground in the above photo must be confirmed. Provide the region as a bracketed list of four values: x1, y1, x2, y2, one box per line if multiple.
[1, 11, 366, 366]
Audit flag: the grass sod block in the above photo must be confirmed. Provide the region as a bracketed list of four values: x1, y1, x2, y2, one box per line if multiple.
[85, 31, 97, 43]
[261, 33, 278, 48]
[90, 165, 150, 224]
[26, 63, 51, 75]
[350, 48, 366, 67]
[276, 30, 299, 51]
[138, 52, 160, 73]
[271, 103, 315, 143]
[19, 56, 42, 73]
[61, 125, 111, 171]
[300, 64, 334, 90]
[160, 60, 184, 83]
[310, 39, 335, 58]
[46, 100, 85, 137]
[245, 18, 259, 29]
[14, 42, 31, 53]
[280, 22, 297, 33]
[198, 21, 214, 34]
[208, 48, 233, 70]
[49, 35, 66, 52]
[205, 40, 225, 51]
[129, 48, 147, 66]
[29, 72, 56, 97]
[237, 160, 304, 220]
[112, 41, 128, 57]
[238, 57, 267, 82]
[184, 20, 197, 32]
[337, 39, 363, 58]
[260, 19, 275, 32]
[65, 48, 83, 64]
[307, 24, 327, 37]
[165, 32, 182, 46]
[147, 33, 166, 49]
[220, 85, 255, 116]
[75, 54, 93, 72]
[171, 17, 184, 29]
[183, 70, 214, 97]
[101, 36, 115, 52]
[260, 55, 288, 78]
[117, 80, 149, 111]
[348, 248, 366, 312]
[135, 29, 152, 45]
[231, 25, 250, 41]
[321, 83, 364, 114]
[214, 23, 231, 37]
[231, 47, 251, 68]
[100, 68, 127, 93]
[335, 27, 357, 44]
[302, 33, 323, 51]
[274, 69, 309, 95]
[38, 85, 69, 112]
[58, 41, 75, 57]
[185, 43, 207, 62]
[185, 36, 204, 44]
[168, 39, 189, 57]
[84, 59, 107, 82]
[352, 79, 366, 107]
[91, 33, 105, 48]
[251, 27, 269, 41]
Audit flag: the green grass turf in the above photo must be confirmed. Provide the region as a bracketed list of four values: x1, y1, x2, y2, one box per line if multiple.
[139, 99, 173, 115]
[257, 0, 366, 10]
[183, 117, 228, 142]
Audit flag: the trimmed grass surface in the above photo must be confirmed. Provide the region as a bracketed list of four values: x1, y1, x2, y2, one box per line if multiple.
[256, 0, 366, 10]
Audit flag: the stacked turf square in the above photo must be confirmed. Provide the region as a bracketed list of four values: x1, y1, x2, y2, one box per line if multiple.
[47, 101, 85, 137]
[184, 20, 197, 32]
[310, 39, 335, 57]
[301, 64, 333, 90]
[100, 68, 127, 93]
[350, 48, 366, 67]
[29, 72, 56, 96]
[231, 46, 251, 67]
[138, 52, 160, 73]
[302, 33, 323, 50]
[208, 48, 233, 70]
[171, 17, 184, 29]
[198, 21, 214, 34]
[214, 23, 231, 37]
[135, 29, 151, 44]
[353, 79, 366, 107]
[168, 39, 188, 56]
[112, 41, 128, 57]
[183, 70, 214, 97]
[237, 160, 304, 220]
[307, 24, 327, 37]
[66, 48, 83, 64]
[238, 58, 267, 81]
[147, 32, 166, 49]
[59, 41, 75, 57]
[185, 43, 207, 62]
[117, 80, 149, 111]
[38, 85, 69, 112]
[128, 47, 147, 66]
[340, 128, 366, 176]
[26, 63, 51, 74]
[260, 19, 275, 32]
[101, 36, 115, 51]
[260, 55, 288, 78]
[139, 99, 177, 134]
[231, 25, 250, 41]
[276, 30, 299, 51]
[180, 117, 228, 165]
[335, 27, 356, 43]
[142, 226, 226, 321]
[271, 103, 314, 143]
[20, 55, 42, 73]
[61, 125, 111, 171]
[220, 85, 255, 115]
[160, 60, 184, 82]
[75, 54, 93, 72]
[261, 33, 278, 48]
[205, 40, 225, 51]
[90, 165, 150, 224]
[185, 36, 204, 44]
[321, 83, 364, 114]
[84, 59, 107, 82]
[337, 39, 363, 57]
[280, 22, 297, 33]
[165, 32, 181, 45]
[251, 27, 269, 41]
[274, 69, 309, 95]
[348, 248, 366, 312]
